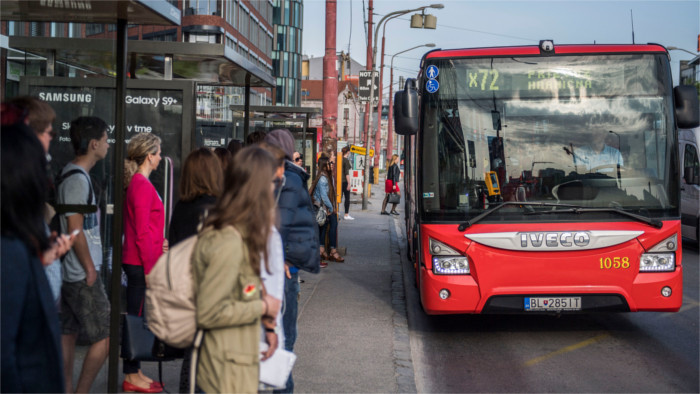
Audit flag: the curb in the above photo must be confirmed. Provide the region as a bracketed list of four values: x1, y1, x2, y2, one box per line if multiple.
[389, 214, 417, 393]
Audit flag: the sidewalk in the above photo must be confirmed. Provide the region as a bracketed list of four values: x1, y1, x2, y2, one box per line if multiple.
[293, 180, 414, 392]
[82, 177, 414, 393]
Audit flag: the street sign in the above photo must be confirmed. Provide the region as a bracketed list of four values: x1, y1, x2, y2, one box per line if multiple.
[350, 144, 374, 157]
[358, 70, 379, 103]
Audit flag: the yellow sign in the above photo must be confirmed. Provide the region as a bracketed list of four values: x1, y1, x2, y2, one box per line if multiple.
[349, 145, 374, 157]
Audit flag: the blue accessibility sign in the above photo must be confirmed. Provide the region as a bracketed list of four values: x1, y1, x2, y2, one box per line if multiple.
[426, 79, 439, 93]
[426, 65, 439, 79]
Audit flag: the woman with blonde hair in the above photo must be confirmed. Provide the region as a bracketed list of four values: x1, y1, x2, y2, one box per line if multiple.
[193, 146, 282, 393]
[381, 154, 401, 215]
[122, 133, 166, 393]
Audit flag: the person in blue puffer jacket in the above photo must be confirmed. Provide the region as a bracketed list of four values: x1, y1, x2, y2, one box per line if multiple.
[263, 129, 320, 394]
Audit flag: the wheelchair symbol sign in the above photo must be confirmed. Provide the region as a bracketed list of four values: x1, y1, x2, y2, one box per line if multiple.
[426, 79, 439, 93]
[426, 65, 439, 79]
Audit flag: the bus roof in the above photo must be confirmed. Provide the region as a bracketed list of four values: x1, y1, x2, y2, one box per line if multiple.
[425, 44, 668, 59]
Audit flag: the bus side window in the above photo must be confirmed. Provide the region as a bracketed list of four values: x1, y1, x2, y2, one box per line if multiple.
[684, 144, 699, 185]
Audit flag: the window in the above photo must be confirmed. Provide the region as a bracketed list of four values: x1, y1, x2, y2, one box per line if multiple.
[30, 22, 45, 36]
[239, 6, 248, 38]
[68, 23, 81, 38]
[51, 23, 66, 38]
[85, 23, 104, 36]
[684, 144, 699, 185]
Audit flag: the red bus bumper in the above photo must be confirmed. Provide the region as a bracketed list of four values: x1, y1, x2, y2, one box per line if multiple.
[418, 223, 683, 315]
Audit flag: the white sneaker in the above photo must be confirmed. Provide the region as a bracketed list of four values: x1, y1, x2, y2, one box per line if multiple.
[344, 215, 355, 220]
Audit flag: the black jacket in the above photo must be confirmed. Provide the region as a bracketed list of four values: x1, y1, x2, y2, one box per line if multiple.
[1, 237, 65, 393]
[388, 163, 400, 183]
[278, 161, 320, 273]
[168, 194, 216, 246]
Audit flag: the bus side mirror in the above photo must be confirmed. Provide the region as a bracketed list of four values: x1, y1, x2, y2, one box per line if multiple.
[674, 85, 700, 129]
[394, 79, 419, 135]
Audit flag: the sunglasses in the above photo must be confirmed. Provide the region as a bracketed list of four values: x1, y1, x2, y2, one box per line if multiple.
[294, 157, 302, 162]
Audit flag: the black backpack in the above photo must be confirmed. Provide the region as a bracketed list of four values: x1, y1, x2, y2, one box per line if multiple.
[48, 169, 97, 234]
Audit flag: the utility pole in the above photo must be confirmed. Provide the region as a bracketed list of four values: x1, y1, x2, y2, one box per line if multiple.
[362, 0, 373, 208]
[322, 0, 338, 157]
[362, 0, 373, 150]
[387, 66, 394, 158]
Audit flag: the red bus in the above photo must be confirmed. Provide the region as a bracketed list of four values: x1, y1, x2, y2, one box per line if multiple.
[393, 41, 699, 314]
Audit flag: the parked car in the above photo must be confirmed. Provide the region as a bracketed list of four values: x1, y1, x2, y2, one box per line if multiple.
[680, 127, 700, 244]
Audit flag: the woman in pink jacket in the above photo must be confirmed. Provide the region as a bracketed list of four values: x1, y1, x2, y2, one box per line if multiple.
[121, 133, 166, 393]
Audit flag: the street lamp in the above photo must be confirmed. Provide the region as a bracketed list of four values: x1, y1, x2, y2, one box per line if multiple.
[667, 46, 698, 57]
[362, 3, 443, 210]
[387, 43, 435, 160]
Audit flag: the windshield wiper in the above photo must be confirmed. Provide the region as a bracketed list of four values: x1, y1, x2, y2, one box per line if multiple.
[524, 207, 663, 229]
[457, 202, 581, 231]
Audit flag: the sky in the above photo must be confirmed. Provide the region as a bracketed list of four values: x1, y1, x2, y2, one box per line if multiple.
[302, 0, 699, 97]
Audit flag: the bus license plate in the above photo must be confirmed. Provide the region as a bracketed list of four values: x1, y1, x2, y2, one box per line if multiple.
[524, 297, 581, 311]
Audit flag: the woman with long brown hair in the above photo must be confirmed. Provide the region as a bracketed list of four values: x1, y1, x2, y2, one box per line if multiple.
[169, 148, 222, 246]
[192, 146, 282, 393]
[311, 155, 344, 263]
[168, 147, 223, 393]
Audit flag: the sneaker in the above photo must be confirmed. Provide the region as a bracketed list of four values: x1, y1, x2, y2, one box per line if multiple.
[344, 215, 355, 220]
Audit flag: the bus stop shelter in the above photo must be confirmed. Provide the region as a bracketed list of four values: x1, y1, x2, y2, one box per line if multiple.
[1, 1, 273, 391]
[229, 104, 321, 178]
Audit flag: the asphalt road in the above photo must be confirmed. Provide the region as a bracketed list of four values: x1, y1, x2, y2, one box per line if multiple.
[396, 218, 700, 393]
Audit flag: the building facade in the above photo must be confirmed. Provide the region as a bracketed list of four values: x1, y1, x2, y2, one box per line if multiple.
[2, 0, 276, 129]
[272, 0, 303, 106]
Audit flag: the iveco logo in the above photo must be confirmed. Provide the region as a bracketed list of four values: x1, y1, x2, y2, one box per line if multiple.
[464, 230, 642, 251]
[520, 232, 590, 248]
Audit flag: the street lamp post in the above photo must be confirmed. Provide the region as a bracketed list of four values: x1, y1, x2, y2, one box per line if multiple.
[387, 43, 435, 160]
[373, 13, 405, 170]
[667, 46, 698, 57]
[361, 3, 443, 210]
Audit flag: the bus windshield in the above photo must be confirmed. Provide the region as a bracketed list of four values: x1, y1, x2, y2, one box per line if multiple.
[420, 53, 678, 223]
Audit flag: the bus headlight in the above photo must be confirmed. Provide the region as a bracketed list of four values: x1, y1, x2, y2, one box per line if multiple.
[433, 256, 470, 275]
[639, 253, 675, 272]
[429, 238, 471, 275]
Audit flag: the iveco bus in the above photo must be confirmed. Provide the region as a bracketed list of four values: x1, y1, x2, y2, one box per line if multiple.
[394, 41, 699, 314]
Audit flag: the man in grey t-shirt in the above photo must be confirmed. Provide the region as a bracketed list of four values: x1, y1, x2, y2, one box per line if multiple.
[57, 117, 111, 394]
[59, 163, 102, 281]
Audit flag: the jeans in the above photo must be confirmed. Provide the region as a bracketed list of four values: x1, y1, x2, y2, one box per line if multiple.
[341, 182, 350, 214]
[274, 272, 299, 393]
[319, 213, 338, 249]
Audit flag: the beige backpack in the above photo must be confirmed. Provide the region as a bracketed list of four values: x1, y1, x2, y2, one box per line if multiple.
[145, 234, 197, 348]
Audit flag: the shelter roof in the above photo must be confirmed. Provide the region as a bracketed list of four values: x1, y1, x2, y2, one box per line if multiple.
[1, 0, 180, 25]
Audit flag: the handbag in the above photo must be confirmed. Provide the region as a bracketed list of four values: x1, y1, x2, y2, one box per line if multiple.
[313, 201, 328, 226]
[121, 314, 182, 362]
[388, 193, 401, 204]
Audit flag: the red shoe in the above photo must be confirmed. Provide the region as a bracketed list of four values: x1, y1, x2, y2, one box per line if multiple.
[320, 261, 328, 268]
[122, 380, 162, 393]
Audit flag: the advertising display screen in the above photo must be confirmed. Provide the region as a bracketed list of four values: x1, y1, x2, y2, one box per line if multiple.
[23, 78, 194, 278]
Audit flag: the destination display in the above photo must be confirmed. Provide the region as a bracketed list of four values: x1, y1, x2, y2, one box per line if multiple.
[426, 55, 665, 99]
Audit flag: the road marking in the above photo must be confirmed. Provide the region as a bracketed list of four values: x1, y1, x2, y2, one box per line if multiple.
[523, 333, 611, 367]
